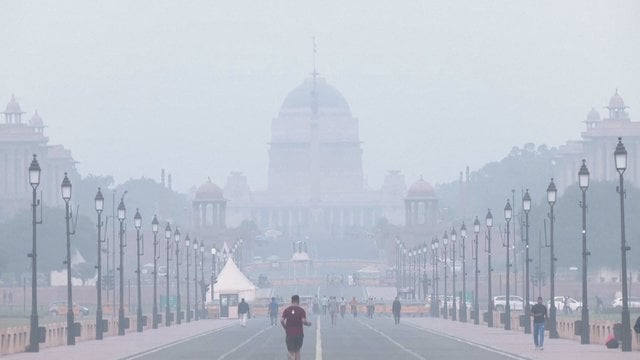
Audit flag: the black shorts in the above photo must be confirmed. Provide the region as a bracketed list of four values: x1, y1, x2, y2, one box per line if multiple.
[286, 335, 304, 352]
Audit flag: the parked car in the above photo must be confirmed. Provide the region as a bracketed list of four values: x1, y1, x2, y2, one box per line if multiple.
[548, 296, 582, 313]
[48, 301, 89, 316]
[493, 295, 533, 311]
[611, 297, 640, 309]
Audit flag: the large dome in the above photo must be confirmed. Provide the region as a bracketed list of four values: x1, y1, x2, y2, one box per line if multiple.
[195, 179, 224, 200]
[608, 90, 626, 109]
[4, 94, 22, 114]
[407, 177, 436, 198]
[280, 77, 351, 114]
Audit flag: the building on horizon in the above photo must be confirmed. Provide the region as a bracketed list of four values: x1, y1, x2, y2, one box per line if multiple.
[0, 95, 78, 216]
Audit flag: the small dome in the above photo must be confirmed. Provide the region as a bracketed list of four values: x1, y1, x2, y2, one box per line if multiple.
[280, 77, 351, 114]
[609, 90, 626, 109]
[586, 108, 600, 122]
[5, 94, 22, 113]
[407, 176, 436, 198]
[29, 111, 44, 127]
[195, 178, 223, 200]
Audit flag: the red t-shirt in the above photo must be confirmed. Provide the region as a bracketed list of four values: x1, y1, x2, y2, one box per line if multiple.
[282, 305, 306, 336]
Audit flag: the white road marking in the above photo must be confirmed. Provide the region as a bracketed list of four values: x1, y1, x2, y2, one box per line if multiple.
[122, 322, 235, 359]
[358, 320, 427, 360]
[216, 325, 272, 360]
[315, 316, 322, 360]
[404, 322, 529, 360]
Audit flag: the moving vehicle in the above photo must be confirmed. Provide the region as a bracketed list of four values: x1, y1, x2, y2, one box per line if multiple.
[493, 295, 533, 311]
[611, 297, 640, 309]
[48, 301, 89, 316]
[548, 296, 582, 312]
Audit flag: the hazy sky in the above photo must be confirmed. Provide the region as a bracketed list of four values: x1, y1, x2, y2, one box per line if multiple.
[1, 1, 639, 192]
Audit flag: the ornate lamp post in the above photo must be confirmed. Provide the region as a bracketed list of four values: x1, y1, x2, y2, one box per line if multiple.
[546, 178, 559, 338]
[174, 229, 182, 324]
[485, 209, 494, 327]
[578, 159, 590, 344]
[200, 243, 206, 318]
[522, 189, 532, 334]
[27, 155, 42, 352]
[95, 188, 105, 339]
[117, 196, 126, 336]
[443, 231, 449, 319]
[614, 138, 632, 352]
[151, 215, 159, 329]
[134, 209, 143, 332]
[61, 174, 75, 345]
[451, 229, 457, 321]
[503, 200, 512, 330]
[431, 237, 439, 317]
[460, 223, 468, 322]
[211, 247, 217, 303]
[193, 239, 199, 321]
[473, 217, 481, 325]
[395, 238, 401, 291]
[185, 234, 191, 323]
[164, 223, 172, 327]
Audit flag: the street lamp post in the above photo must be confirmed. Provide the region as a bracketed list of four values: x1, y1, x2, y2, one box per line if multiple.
[614, 138, 632, 352]
[547, 178, 559, 338]
[185, 234, 191, 323]
[61, 173, 75, 345]
[443, 231, 449, 319]
[95, 188, 105, 340]
[174, 229, 182, 325]
[211, 247, 217, 304]
[578, 159, 590, 344]
[451, 229, 457, 321]
[164, 223, 172, 327]
[431, 238, 439, 317]
[200, 243, 206, 318]
[395, 238, 401, 291]
[473, 217, 481, 325]
[504, 200, 512, 331]
[485, 209, 494, 328]
[523, 190, 532, 334]
[460, 223, 468, 322]
[27, 155, 41, 352]
[193, 239, 199, 321]
[134, 209, 143, 332]
[117, 196, 126, 336]
[151, 216, 159, 329]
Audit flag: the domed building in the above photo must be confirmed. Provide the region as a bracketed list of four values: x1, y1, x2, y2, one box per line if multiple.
[218, 75, 433, 245]
[555, 90, 640, 192]
[405, 177, 438, 227]
[0, 95, 78, 215]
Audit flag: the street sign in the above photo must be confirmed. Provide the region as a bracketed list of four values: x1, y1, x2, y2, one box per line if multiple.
[160, 295, 177, 309]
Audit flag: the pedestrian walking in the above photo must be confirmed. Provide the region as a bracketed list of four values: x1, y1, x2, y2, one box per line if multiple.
[281, 295, 312, 360]
[269, 297, 279, 326]
[321, 295, 328, 316]
[329, 296, 338, 326]
[349, 296, 358, 318]
[531, 296, 548, 350]
[340, 297, 347, 319]
[238, 298, 250, 327]
[392, 296, 401, 325]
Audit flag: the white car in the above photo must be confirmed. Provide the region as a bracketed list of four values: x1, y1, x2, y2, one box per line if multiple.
[493, 295, 531, 311]
[548, 296, 582, 312]
[611, 297, 640, 309]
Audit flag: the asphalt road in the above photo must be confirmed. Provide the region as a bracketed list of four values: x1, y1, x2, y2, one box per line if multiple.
[124, 313, 526, 360]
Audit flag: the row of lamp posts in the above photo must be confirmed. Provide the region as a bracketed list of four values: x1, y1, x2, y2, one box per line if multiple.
[26, 156, 223, 352]
[395, 137, 631, 351]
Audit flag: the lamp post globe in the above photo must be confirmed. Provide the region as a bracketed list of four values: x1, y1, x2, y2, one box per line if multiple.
[151, 215, 159, 329]
[94, 188, 105, 340]
[614, 138, 631, 351]
[485, 209, 493, 327]
[61, 173, 75, 345]
[522, 189, 532, 334]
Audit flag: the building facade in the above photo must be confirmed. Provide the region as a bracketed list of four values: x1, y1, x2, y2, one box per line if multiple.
[555, 91, 640, 192]
[0, 95, 77, 216]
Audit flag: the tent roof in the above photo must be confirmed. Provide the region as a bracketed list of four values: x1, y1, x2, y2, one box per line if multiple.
[215, 258, 256, 292]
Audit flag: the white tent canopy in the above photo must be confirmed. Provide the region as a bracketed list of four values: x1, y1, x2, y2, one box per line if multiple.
[207, 258, 257, 302]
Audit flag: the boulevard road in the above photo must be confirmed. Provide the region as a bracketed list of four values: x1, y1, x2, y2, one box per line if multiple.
[125, 315, 523, 360]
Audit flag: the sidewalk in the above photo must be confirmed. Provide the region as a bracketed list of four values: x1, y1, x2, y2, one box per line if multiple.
[405, 317, 638, 360]
[2, 319, 236, 360]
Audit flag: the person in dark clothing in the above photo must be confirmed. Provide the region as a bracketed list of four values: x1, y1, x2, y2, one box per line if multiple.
[269, 297, 279, 326]
[281, 295, 312, 360]
[238, 298, 250, 327]
[392, 297, 402, 325]
[531, 296, 548, 350]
